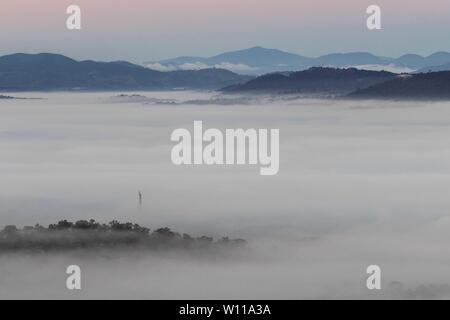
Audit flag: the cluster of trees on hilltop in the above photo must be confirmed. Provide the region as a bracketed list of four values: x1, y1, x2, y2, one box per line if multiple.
[0, 220, 246, 252]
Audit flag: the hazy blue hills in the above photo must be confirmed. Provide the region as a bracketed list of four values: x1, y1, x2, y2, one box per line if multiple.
[3, 52, 450, 99]
[210, 46, 311, 65]
[221, 67, 396, 94]
[393, 52, 450, 70]
[350, 72, 450, 99]
[150, 46, 313, 74]
[314, 52, 388, 67]
[148, 47, 450, 75]
[0, 53, 252, 91]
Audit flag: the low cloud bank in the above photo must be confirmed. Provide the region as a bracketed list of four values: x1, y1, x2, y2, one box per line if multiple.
[1, 93, 450, 298]
[145, 61, 259, 74]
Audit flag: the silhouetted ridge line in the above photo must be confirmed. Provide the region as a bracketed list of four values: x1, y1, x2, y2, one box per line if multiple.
[349, 72, 450, 99]
[0, 53, 252, 91]
[221, 67, 396, 95]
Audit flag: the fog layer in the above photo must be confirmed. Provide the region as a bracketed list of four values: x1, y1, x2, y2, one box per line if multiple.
[1, 92, 450, 299]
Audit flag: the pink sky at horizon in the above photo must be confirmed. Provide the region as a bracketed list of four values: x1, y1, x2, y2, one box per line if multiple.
[1, 0, 449, 62]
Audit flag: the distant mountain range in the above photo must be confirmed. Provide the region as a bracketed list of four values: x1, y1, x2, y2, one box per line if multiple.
[146, 47, 450, 75]
[222, 68, 396, 95]
[147, 47, 312, 75]
[0, 53, 252, 91]
[2, 52, 450, 99]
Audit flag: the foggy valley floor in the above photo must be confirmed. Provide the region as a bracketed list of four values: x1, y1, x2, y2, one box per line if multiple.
[1, 92, 450, 299]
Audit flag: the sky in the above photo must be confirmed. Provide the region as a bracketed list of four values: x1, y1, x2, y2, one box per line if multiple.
[1, 0, 450, 62]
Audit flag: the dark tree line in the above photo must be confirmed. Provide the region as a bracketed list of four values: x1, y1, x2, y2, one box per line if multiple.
[0, 220, 246, 252]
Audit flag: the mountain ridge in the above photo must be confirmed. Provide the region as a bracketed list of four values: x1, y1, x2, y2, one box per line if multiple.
[0, 53, 252, 91]
[349, 72, 450, 99]
[147, 47, 450, 75]
[221, 67, 396, 95]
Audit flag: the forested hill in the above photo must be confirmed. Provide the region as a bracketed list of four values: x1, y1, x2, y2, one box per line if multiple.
[0, 53, 252, 91]
[221, 67, 395, 94]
